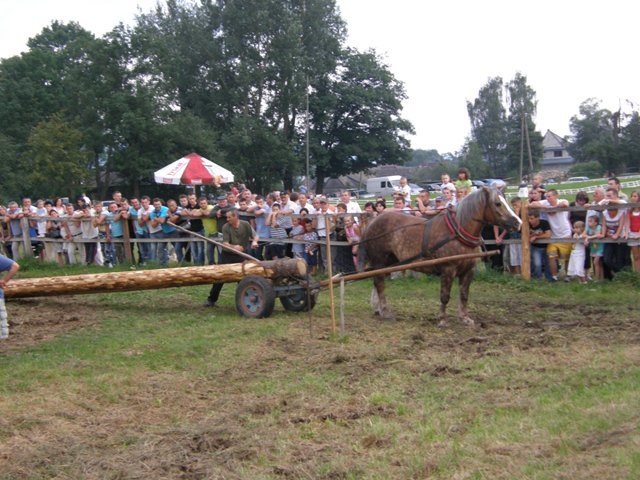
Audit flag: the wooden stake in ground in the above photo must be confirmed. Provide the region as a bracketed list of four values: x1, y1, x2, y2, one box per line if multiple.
[324, 214, 336, 334]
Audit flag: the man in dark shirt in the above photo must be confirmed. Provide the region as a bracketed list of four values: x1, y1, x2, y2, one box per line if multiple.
[528, 211, 552, 279]
[205, 209, 259, 307]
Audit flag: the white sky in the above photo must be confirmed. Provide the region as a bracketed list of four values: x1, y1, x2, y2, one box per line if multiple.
[1, 0, 638, 154]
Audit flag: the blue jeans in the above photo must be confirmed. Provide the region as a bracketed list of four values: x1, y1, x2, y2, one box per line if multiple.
[531, 247, 546, 279]
[190, 230, 205, 265]
[150, 230, 168, 266]
[175, 233, 190, 263]
[206, 234, 218, 265]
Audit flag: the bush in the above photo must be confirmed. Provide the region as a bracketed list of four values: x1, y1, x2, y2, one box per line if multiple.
[568, 160, 603, 178]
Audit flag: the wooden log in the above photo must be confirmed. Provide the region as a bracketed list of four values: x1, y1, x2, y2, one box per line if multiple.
[5, 258, 306, 299]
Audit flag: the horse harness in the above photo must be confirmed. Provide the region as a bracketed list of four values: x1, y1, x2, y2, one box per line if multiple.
[397, 207, 484, 267]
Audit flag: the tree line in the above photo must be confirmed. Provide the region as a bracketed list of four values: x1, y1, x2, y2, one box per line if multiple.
[0, 0, 413, 202]
[440, 75, 640, 181]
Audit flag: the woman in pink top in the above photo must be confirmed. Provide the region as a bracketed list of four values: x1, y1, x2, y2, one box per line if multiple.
[625, 191, 640, 272]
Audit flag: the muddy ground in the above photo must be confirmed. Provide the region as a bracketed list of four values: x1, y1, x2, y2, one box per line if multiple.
[1, 286, 639, 479]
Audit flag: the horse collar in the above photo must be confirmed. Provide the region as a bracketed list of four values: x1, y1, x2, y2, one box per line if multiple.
[444, 208, 483, 249]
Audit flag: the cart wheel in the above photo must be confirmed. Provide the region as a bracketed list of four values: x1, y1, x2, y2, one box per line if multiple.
[235, 276, 276, 318]
[280, 289, 318, 312]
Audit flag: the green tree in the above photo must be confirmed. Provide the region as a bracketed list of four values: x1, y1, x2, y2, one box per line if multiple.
[620, 109, 640, 172]
[467, 77, 507, 176]
[310, 49, 413, 193]
[24, 114, 91, 198]
[568, 99, 621, 173]
[458, 139, 491, 179]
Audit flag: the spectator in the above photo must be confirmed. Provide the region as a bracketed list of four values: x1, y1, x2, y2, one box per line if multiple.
[375, 200, 386, 215]
[440, 173, 456, 194]
[455, 167, 472, 190]
[183, 193, 205, 266]
[625, 191, 640, 272]
[149, 198, 172, 267]
[168, 196, 191, 264]
[302, 219, 319, 275]
[137, 196, 156, 264]
[197, 196, 216, 265]
[415, 190, 436, 217]
[566, 221, 587, 283]
[528, 211, 551, 279]
[266, 203, 287, 259]
[252, 195, 270, 260]
[0, 253, 20, 339]
[508, 197, 522, 274]
[531, 174, 546, 200]
[397, 177, 411, 205]
[569, 191, 589, 226]
[62, 203, 83, 265]
[607, 176, 628, 201]
[290, 216, 305, 259]
[392, 195, 412, 213]
[585, 215, 604, 281]
[601, 187, 629, 278]
[530, 188, 572, 281]
[344, 215, 361, 269]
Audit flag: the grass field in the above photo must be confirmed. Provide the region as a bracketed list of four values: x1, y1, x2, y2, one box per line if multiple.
[1, 264, 639, 479]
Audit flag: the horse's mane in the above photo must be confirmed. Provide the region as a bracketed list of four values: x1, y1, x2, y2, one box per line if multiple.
[455, 187, 490, 224]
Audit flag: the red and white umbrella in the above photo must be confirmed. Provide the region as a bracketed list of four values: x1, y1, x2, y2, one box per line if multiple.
[154, 153, 234, 186]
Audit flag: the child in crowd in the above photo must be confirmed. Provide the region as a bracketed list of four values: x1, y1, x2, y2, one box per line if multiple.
[566, 220, 587, 283]
[454, 167, 472, 190]
[302, 219, 318, 275]
[289, 216, 305, 259]
[508, 197, 522, 275]
[585, 215, 604, 280]
[344, 215, 361, 268]
[626, 190, 640, 272]
[266, 203, 286, 259]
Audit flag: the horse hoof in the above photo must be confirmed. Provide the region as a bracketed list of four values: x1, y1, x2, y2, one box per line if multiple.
[381, 310, 396, 321]
[437, 319, 448, 328]
[461, 316, 476, 326]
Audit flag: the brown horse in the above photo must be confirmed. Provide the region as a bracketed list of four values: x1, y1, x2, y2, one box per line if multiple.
[362, 187, 522, 326]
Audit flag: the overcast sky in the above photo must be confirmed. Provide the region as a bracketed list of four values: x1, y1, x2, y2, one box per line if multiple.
[1, 0, 638, 154]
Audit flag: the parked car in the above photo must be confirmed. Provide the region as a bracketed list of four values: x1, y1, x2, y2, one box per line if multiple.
[418, 182, 441, 192]
[408, 183, 422, 196]
[357, 190, 375, 199]
[567, 176, 589, 182]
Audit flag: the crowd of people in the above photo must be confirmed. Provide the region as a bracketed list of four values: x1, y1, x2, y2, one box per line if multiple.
[1, 172, 638, 280]
[489, 175, 640, 280]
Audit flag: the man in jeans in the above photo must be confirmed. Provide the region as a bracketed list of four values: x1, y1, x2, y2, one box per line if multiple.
[528, 211, 551, 279]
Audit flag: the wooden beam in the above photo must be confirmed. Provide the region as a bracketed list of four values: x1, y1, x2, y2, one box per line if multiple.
[5, 259, 306, 299]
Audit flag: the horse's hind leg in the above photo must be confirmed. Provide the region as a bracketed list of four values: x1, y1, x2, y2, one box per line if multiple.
[437, 271, 454, 327]
[457, 268, 476, 326]
[372, 275, 395, 320]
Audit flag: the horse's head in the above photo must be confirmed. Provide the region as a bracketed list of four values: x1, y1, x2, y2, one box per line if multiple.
[478, 187, 522, 232]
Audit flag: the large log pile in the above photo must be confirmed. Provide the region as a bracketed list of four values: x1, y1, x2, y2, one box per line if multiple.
[5, 259, 306, 299]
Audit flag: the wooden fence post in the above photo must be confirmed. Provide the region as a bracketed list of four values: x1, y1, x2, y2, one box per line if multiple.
[521, 201, 530, 280]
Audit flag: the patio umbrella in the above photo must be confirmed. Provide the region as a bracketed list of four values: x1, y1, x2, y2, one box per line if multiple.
[154, 153, 234, 186]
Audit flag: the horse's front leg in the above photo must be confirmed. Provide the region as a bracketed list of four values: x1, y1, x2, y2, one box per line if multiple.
[437, 271, 454, 327]
[372, 275, 395, 320]
[457, 268, 476, 326]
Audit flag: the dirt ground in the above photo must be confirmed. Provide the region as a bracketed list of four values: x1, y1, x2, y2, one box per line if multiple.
[1, 288, 639, 479]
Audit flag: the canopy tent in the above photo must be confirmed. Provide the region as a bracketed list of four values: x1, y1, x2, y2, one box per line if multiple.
[154, 153, 234, 186]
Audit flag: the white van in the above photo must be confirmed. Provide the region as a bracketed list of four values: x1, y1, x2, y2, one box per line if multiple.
[366, 175, 401, 196]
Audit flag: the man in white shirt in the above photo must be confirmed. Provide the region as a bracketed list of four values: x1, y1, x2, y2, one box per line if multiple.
[339, 190, 362, 224]
[530, 188, 572, 280]
[294, 192, 316, 215]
